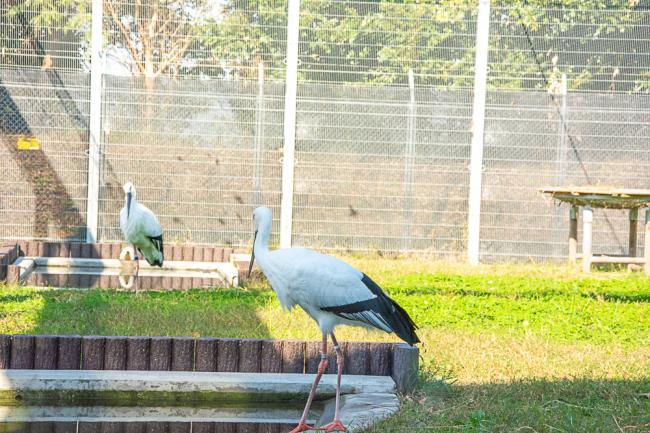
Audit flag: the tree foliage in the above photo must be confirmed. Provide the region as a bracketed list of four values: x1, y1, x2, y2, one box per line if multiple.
[1, 0, 648, 91]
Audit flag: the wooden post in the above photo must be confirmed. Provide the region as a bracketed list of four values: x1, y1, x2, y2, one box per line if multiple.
[569, 206, 578, 264]
[582, 206, 593, 273]
[629, 208, 639, 258]
[645, 209, 650, 275]
[391, 343, 419, 394]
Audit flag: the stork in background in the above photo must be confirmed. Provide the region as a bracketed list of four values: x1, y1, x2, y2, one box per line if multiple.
[248, 206, 419, 433]
[120, 182, 164, 276]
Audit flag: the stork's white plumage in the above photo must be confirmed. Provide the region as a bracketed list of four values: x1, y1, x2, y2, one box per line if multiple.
[248, 206, 419, 433]
[119, 182, 164, 268]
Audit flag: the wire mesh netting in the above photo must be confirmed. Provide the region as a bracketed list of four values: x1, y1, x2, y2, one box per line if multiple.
[482, 4, 650, 260]
[292, 0, 475, 253]
[0, 1, 90, 242]
[1, 0, 650, 260]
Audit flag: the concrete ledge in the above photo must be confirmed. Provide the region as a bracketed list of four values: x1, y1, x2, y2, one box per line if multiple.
[0, 370, 396, 405]
[0, 404, 320, 424]
[319, 393, 400, 432]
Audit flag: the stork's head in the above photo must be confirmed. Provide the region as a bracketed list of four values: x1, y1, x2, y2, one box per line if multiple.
[123, 182, 136, 218]
[252, 206, 272, 229]
[248, 206, 272, 278]
[123, 182, 136, 197]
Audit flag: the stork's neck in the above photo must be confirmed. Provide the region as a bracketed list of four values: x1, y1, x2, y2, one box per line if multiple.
[253, 217, 272, 269]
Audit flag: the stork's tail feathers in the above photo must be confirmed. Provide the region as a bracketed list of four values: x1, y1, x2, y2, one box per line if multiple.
[361, 274, 420, 346]
[386, 298, 420, 346]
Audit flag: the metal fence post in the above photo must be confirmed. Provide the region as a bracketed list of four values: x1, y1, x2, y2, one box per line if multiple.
[279, 0, 300, 248]
[254, 62, 265, 207]
[467, 0, 491, 265]
[85, 0, 103, 243]
[402, 69, 416, 251]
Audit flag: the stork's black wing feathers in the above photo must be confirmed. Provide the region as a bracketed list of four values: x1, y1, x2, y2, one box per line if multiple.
[146, 234, 164, 266]
[321, 274, 420, 346]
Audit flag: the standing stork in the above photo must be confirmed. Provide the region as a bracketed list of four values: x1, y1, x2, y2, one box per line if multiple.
[248, 207, 419, 433]
[120, 182, 164, 275]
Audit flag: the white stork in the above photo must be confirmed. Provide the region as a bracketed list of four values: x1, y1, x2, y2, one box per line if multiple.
[248, 206, 419, 433]
[120, 182, 164, 273]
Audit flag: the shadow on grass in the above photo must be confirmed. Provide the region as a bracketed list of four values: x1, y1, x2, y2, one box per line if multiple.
[374, 374, 650, 433]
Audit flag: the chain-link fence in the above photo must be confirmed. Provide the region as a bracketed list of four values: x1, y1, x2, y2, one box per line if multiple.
[1, 0, 649, 261]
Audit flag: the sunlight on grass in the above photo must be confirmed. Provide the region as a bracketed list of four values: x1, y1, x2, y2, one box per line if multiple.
[0, 257, 648, 432]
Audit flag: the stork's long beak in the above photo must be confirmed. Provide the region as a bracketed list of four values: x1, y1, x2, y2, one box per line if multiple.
[247, 230, 257, 278]
[126, 192, 132, 219]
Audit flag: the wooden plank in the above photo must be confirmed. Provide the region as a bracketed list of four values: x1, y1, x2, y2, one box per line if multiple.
[213, 424, 237, 433]
[104, 337, 127, 370]
[69, 243, 81, 258]
[123, 423, 146, 433]
[182, 246, 194, 261]
[168, 424, 190, 433]
[305, 340, 322, 374]
[27, 240, 40, 257]
[259, 340, 282, 373]
[53, 422, 78, 433]
[281, 340, 304, 373]
[126, 337, 150, 370]
[149, 337, 172, 371]
[82, 336, 105, 370]
[0, 335, 11, 368]
[144, 422, 169, 433]
[236, 424, 257, 433]
[10, 335, 35, 369]
[172, 246, 183, 261]
[343, 341, 369, 375]
[59, 242, 71, 258]
[222, 248, 233, 262]
[391, 343, 419, 393]
[100, 422, 125, 433]
[212, 248, 224, 263]
[36, 242, 46, 257]
[369, 342, 392, 376]
[171, 277, 183, 290]
[80, 243, 94, 259]
[58, 336, 82, 369]
[163, 245, 173, 263]
[29, 422, 55, 433]
[195, 338, 218, 372]
[111, 243, 123, 260]
[161, 276, 173, 290]
[216, 339, 239, 372]
[191, 277, 203, 289]
[193, 246, 204, 262]
[150, 276, 163, 290]
[181, 277, 192, 291]
[16, 240, 28, 257]
[34, 336, 58, 369]
[257, 424, 280, 433]
[171, 337, 194, 371]
[192, 424, 215, 433]
[46, 242, 59, 257]
[100, 243, 114, 259]
[6, 265, 20, 284]
[238, 339, 261, 373]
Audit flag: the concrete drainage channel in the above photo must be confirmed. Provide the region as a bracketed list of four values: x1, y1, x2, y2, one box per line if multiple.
[0, 335, 419, 432]
[0, 371, 399, 432]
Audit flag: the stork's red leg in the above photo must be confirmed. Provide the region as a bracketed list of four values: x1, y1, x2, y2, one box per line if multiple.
[287, 333, 329, 433]
[318, 333, 347, 432]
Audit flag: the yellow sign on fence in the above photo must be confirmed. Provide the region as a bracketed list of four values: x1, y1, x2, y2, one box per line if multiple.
[16, 136, 41, 150]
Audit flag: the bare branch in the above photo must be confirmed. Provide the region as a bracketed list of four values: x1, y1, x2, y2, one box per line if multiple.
[105, 0, 145, 74]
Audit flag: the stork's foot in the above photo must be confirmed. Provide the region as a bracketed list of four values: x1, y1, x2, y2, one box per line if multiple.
[319, 420, 346, 432]
[286, 422, 315, 433]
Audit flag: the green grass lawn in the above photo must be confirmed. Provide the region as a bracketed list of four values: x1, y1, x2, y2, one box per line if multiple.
[0, 257, 649, 432]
